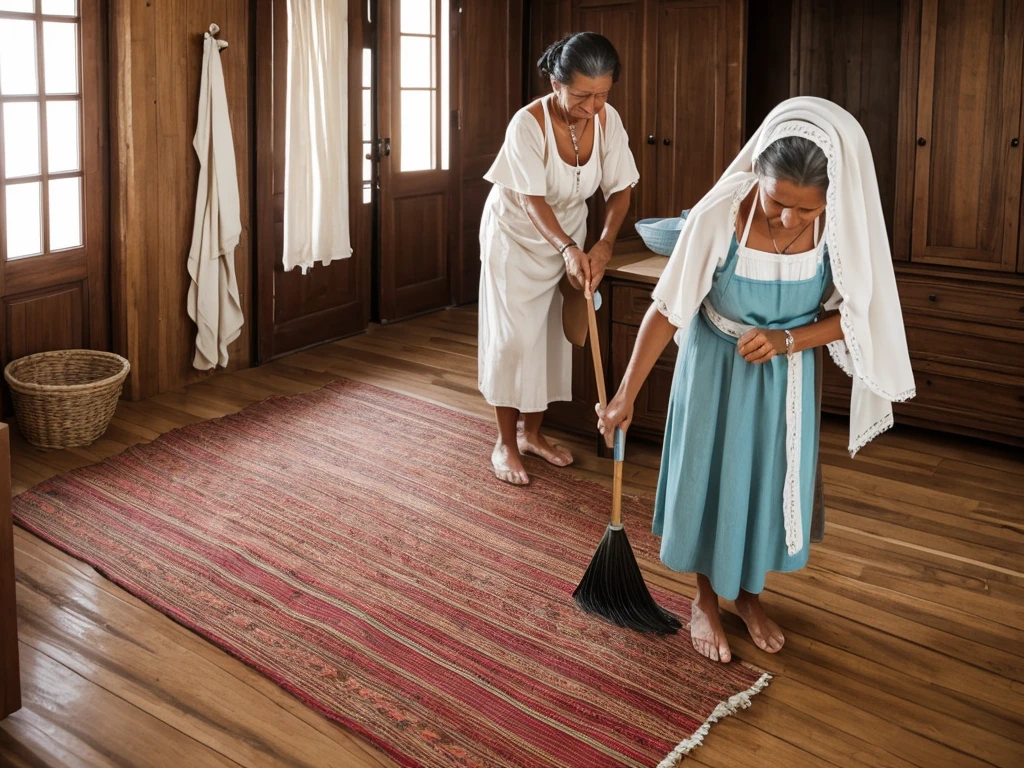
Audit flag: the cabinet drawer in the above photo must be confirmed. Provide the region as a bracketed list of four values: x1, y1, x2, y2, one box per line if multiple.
[903, 315, 1024, 377]
[898, 276, 1024, 328]
[611, 284, 654, 326]
[901, 368, 1024, 437]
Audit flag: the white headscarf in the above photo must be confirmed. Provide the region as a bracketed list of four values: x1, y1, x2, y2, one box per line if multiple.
[651, 96, 915, 456]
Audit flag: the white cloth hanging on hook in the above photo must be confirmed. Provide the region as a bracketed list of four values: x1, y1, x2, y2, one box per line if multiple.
[187, 23, 244, 370]
[282, 0, 352, 274]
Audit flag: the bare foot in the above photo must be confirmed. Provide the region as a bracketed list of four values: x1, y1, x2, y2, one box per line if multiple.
[516, 428, 573, 467]
[689, 578, 732, 663]
[492, 441, 529, 486]
[734, 591, 785, 653]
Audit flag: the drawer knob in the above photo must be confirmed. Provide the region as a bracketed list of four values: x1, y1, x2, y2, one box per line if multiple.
[928, 294, 937, 302]
[647, 134, 656, 145]
[917, 137, 927, 146]
[1013, 138, 1020, 148]
[926, 379, 933, 387]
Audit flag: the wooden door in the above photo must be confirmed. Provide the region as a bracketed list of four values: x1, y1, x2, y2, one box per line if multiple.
[454, 0, 523, 306]
[911, 0, 1024, 271]
[574, 0, 647, 238]
[650, 0, 745, 217]
[378, 0, 455, 321]
[0, 0, 108, 383]
[255, 0, 371, 362]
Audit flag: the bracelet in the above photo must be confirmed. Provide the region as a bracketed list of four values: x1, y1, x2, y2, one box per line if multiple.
[784, 329, 795, 355]
[558, 241, 577, 257]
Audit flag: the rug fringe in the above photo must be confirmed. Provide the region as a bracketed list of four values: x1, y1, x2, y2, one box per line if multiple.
[657, 671, 772, 767]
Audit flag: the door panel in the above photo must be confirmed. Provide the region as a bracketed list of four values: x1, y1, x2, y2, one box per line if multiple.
[576, 0, 645, 239]
[0, 0, 108, 389]
[255, 0, 371, 361]
[653, 0, 743, 217]
[378, 0, 454, 320]
[912, 0, 1024, 271]
[455, 0, 523, 305]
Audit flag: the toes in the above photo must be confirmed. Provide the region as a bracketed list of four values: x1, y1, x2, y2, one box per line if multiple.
[719, 644, 732, 663]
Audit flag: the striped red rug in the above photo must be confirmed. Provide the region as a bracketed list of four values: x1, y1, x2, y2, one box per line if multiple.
[13, 379, 769, 768]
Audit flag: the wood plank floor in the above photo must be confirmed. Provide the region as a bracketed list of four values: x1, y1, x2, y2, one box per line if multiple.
[1, 307, 1022, 768]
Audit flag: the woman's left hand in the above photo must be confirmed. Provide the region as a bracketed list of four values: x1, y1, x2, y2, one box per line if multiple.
[737, 328, 787, 363]
[586, 239, 613, 295]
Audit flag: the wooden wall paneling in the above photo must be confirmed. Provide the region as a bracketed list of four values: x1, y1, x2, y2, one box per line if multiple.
[790, 0, 902, 242]
[455, 0, 524, 306]
[111, 0, 252, 400]
[0, 425, 16, 719]
[911, 0, 1024, 271]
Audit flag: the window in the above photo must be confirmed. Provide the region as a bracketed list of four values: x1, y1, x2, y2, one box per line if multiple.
[0, 0, 83, 260]
[398, 0, 449, 172]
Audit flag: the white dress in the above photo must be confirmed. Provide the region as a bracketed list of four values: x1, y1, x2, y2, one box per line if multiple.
[478, 98, 639, 412]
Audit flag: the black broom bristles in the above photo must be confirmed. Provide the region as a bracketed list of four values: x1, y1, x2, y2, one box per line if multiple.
[573, 523, 682, 635]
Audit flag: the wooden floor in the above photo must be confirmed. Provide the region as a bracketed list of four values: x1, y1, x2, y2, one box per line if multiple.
[1, 307, 1022, 768]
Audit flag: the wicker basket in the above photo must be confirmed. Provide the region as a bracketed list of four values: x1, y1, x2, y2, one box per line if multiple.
[4, 350, 130, 450]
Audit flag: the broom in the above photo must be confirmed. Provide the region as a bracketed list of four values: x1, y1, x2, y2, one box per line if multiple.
[572, 291, 682, 635]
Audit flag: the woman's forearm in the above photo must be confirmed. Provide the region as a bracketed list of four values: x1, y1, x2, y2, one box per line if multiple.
[598, 187, 632, 246]
[618, 304, 677, 402]
[790, 312, 844, 353]
[522, 195, 575, 250]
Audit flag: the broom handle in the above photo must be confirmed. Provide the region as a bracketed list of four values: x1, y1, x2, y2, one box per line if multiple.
[586, 293, 624, 527]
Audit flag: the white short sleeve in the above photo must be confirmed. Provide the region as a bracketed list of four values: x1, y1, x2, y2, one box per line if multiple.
[483, 109, 547, 196]
[599, 104, 640, 201]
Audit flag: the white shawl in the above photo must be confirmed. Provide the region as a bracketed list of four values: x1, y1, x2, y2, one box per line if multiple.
[187, 24, 244, 371]
[651, 96, 915, 457]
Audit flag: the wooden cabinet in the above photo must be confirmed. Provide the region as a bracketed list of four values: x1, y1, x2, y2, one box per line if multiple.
[910, 0, 1023, 272]
[527, 0, 745, 232]
[808, 0, 1024, 446]
[0, 424, 18, 719]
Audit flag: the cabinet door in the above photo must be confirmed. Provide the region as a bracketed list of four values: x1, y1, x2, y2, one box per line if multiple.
[651, 0, 745, 217]
[911, 0, 1024, 271]
[575, 0, 647, 238]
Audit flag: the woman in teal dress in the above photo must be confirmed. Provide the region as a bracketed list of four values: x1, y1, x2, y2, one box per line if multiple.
[598, 98, 915, 663]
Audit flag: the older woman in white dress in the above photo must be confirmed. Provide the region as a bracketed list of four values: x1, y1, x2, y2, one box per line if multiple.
[478, 32, 639, 485]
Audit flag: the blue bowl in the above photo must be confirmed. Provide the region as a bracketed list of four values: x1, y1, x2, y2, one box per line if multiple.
[634, 210, 690, 256]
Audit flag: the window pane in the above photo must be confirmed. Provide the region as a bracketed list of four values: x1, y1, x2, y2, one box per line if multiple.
[5, 181, 42, 258]
[0, 19, 38, 95]
[440, 0, 449, 170]
[46, 100, 79, 172]
[42, 0, 76, 13]
[362, 89, 371, 142]
[400, 0, 431, 34]
[3, 102, 40, 178]
[0, 0, 34, 12]
[400, 36, 433, 88]
[362, 48, 371, 89]
[362, 143, 371, 183]
[43, 21, 78, 94]
[400, 90, 433, 171]
[362, 183, 371, 204]
[48, 176, 81, 250]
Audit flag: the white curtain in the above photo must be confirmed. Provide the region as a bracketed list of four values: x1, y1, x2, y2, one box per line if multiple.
[283, 0, 352, 274]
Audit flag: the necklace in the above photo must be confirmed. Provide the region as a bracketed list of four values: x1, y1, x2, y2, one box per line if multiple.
[556, 100, 582, 194]
[567, 122, 581, 193]
[763, 199, 816, 254]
